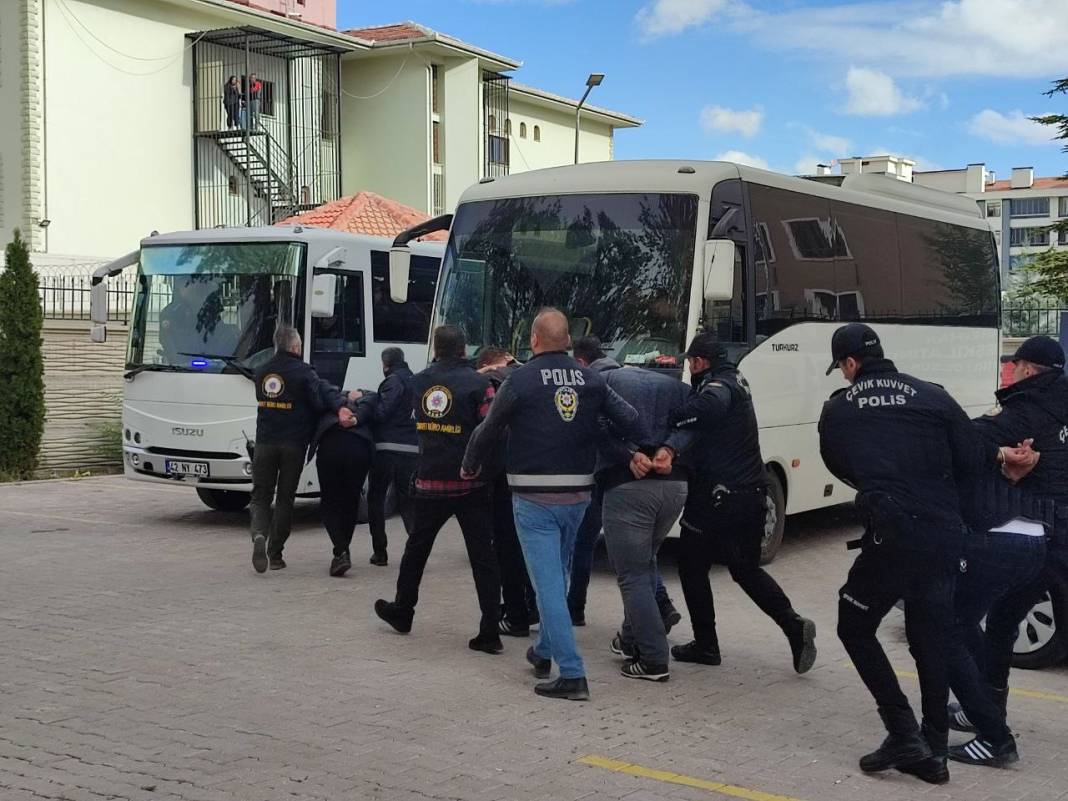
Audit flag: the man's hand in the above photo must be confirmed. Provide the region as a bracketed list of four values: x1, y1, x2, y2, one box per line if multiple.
[652, 447, 674, 475]
[630, 451, 653, 480]
[1000, 441, 1040, 483]
[337, 406, 356, 428]
[460, 467, 481, 481]
[346, 389, 363, 402]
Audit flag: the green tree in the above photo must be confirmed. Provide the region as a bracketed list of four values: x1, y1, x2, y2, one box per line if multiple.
[1027, 78, 1068, 289]
[0, 230, 45, 479]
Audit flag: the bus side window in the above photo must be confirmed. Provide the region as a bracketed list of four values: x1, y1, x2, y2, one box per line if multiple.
[706, 178, 747, 344]
[704, 246, 746, 343]
[311, 272, 365, 387]
[370, 250, 440, 343]
[830, 201, 900, 323]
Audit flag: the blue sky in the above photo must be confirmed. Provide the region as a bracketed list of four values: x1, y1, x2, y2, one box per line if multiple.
[338, 0, 1068, 179]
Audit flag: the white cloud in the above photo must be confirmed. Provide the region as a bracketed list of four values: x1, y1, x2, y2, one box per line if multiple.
[636, 0, 732, 38]
[843, 67, 924, 116]
[794, 154, 826, 175]
[700, 105, 763, 137]
[806, 128, 851, 155]
[968, 109, 1055, 145]
[714, 150, 769, 169]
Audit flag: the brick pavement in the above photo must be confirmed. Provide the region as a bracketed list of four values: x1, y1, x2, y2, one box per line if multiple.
[0, 476, 1066, 801]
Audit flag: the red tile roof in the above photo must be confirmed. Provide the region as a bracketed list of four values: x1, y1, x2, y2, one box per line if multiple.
[276, 192, 447, 241]
[343, 23, 427, 43]
[985, 176, 1068, 192]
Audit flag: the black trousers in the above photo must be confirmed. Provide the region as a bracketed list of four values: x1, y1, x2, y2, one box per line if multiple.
[492, 474, 534, 625]
[367, 451, 416, 555]
[983, 559, 1058, 690]
[678, 489, 795, 647]
[249, 441, 306, 558]
[837, 542, 956, 735]
[315, 428, 373, 557]
[394, 488, 501, 637]
[224, 102, 241, 128]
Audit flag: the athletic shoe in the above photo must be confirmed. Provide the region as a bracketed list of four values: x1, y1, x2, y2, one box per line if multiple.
[329, 551, 352, 577]
[468, 634, 504, 655]
[786, 616, 817, 674]
[268, 556, 286, 570]
[948, 736, 1019, 768]
[526, 646, 551, 679]
[534, 676, 589, 701]
[671, 640, 721, 666]
[620, 661, 669, 682]
[610, 633, 637, 660]
[369, 551, 388, 567]
[659, 600, 683, 634]
[947, 702, 976, 733]
[498, 618, 530, 637]
[251, 535, 268, 573]
[374, 599, 413, 634]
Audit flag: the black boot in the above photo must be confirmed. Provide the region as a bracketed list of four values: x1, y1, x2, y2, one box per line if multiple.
[783, 615, 817, 674]
[658, 598, 683, 634]
[329, 550, 352, 577]
[859, 707, 933, 773]
[534, 676, 589, 701]
[468, 632, 504, 655]
[374, 599, 413, 633]
[671, 638, 721, 666]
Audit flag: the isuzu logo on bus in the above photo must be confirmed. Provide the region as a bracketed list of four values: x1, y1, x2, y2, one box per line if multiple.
[172, 427, 205, 437]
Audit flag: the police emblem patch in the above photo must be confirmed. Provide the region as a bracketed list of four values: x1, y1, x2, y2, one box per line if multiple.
[423, 385, 452, 419]
[262, 373, 285, 399]
[1060, 425, 1067, 444]
[554, 386, 579, 422]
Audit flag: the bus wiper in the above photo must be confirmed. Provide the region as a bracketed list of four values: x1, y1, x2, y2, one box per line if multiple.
[123, 364, 190, 380]
[178, 352, 256, 381]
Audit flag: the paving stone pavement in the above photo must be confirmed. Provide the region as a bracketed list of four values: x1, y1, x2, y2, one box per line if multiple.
[1, 475, 1066, 801]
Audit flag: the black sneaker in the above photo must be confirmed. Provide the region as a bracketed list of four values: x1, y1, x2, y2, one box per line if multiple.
[671, 640, 721, 666]
[610, 633, 636, 660]
[659, 601, 683, 634]
[526, 646, 551, 679]
[570, 608, 586, 627]
[469, 633, 504, 655]
[251, 535, 268, 573]
[534, 676, 589, 701]
[786, 616, 817, 674]
[897, 757, 950, 784]
[329, 551, 352, 577]
[374, 599, 413, 634]
[947, 702, 977, 733]
[948, 736, 1019, 768]
[620, 661, 670, 682]
[860, 732, 932, 773]
[369, 551, 388, 567]
[268, 556, 287, 570]
[499, 618, 530, 637]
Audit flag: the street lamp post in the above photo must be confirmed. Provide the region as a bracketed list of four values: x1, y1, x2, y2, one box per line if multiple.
[574, 73, 604, 165]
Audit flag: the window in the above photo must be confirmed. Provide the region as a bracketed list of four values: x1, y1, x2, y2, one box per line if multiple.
[487, 134, 509, 167]
[227, 175, 239, 196]
[505, 118, 511, 136]
[1059, 197, 1068, 217]
[804, 289, 865, 319]
[311, 272, 365, 387]
[487, 114, 496, 133]
[321, 90, 338, 140]
[370, 251, 441, 343]
[533, 125, 541, 142]
[1010, 197, 1050, 218]
[433, 121, 441, 165]
[1059, 228, 1068, 245]
[986, 201, 1001, 218]
[1010, 227, 1050, 246]
[300, 186, 311, 204]
[520, 122, 527, 139]
[705, 179, 747, 344]
[830, 201, 899, 321]
[253, 79, 275, 118]
[431, 65, 441, 114]
[754, 222, 775, 263]
[783, 218, 850, 260]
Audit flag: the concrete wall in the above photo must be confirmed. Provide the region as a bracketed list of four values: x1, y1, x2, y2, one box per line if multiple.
[441, 57, 480, 211]
[341, 54, 430, 212]
[0, 1, 27, 248]
[237, 0, 335, 29]
[507, 94, 614, 174]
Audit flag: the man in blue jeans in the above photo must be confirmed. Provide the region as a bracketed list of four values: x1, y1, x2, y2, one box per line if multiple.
[463, 308, 644, 700]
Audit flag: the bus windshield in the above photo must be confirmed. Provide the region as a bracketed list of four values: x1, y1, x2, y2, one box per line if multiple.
[434, 193, 698, 364]
[127, 242, 304, 374]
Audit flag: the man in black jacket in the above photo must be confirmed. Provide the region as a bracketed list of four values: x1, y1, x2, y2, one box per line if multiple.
[818, 323, 1033, 784]
[668, 333, 816, 676]
[945, 336, 1066, 767]
[250, 326, 351, 574]
[462, 309, 645, 701]
[374, 327, 503, 655]
[366, 347, 418, 566]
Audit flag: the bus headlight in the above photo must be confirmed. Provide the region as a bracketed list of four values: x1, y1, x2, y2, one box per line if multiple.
[131, 454, 140, 467]
[242, 462, 252, 477]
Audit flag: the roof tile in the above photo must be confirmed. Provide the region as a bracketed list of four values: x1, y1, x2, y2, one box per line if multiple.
[276, 192, 446, 241]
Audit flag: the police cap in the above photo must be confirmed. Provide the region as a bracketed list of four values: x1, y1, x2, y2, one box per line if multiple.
[683, 332, 728, 362]
[826, 323, 883, 375]
[1012, 336, 1065, 370]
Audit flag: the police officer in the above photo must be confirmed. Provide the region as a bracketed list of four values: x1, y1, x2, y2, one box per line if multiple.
[946, 336, 1066, 767]
[374, 326, 503, 656]
[462, 308, 645, 701]
[668, 333, 817, 675]
[818, 323, 1029, 784]
[365, 347, 418, 566]
[250, 326, 351, 574]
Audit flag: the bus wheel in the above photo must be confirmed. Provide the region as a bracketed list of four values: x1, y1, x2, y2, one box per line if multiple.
[760, 468, 786, 565]
[196, 488, 251, 512]
[1011, 572, 1068, 670]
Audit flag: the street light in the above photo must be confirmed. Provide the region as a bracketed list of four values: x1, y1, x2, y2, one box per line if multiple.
[574, 73, 605, 165]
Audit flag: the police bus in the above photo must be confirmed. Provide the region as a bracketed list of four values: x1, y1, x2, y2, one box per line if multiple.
[387, 160, 1000, 561]
[90, 226, 443, 511]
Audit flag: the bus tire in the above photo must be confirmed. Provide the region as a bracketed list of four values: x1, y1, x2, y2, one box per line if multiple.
[1011, 571, 1068, 670]
[760, 467, 786, 565]
[196, 488, 251, 512]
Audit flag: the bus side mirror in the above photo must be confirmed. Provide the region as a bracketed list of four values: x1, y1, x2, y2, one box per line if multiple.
[310, 273, 337, 318]
[703, 239, 736, 301]
[89, 324, 107, 344]
[389, 247, 411, 303]
[90, 281, 108, 324]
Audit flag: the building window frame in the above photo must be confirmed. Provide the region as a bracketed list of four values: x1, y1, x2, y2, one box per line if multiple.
[1010, 197, 1050, 219]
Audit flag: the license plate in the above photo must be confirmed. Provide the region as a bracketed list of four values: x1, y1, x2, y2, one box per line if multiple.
[165, 459, 210, 477]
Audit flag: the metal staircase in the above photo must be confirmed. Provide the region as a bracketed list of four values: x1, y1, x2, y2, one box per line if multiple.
[212, 127, 297, 224]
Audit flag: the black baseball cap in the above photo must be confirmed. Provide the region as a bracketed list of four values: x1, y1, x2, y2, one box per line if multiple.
[682, 332, 727, 362]
[1012, 336, 1065, 370]
[826, 323, 883, 375]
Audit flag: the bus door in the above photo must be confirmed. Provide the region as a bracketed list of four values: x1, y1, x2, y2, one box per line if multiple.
[310, 268, 366, 390]
[705, 178, 749, 360]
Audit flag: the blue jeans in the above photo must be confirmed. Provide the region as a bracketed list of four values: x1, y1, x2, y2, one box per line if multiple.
[513, 495, 589, 679]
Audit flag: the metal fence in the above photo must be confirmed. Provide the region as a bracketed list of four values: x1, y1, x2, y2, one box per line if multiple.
[1002, 300, 1068, 338]
[39, 275, 136, 325]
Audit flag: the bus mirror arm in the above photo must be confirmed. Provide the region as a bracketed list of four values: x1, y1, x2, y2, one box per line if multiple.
[703, 239, 736, 301]
[89, 248, 139, 342]
[389, 214, 453, 304]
